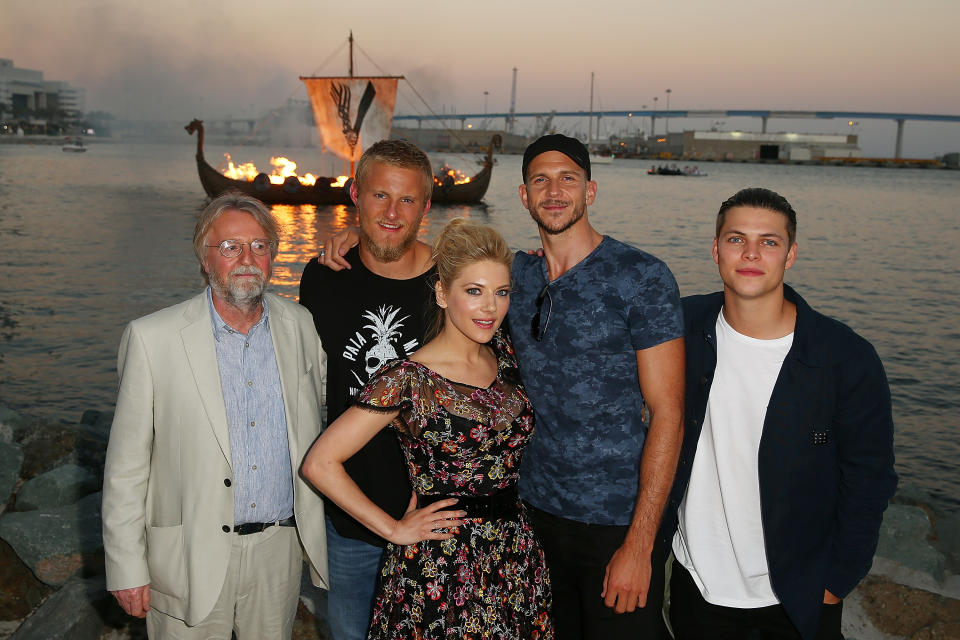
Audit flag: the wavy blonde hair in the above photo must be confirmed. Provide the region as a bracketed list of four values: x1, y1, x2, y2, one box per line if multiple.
[425, 218, 513, 341]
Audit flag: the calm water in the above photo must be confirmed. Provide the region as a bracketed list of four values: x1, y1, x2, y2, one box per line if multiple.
[1, 141, 957, 512]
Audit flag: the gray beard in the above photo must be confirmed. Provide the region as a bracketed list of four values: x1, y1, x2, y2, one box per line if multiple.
[209, 265, 266, 310]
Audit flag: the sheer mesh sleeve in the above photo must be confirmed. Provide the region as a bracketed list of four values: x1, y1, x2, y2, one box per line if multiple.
[354, 360, 445, 438]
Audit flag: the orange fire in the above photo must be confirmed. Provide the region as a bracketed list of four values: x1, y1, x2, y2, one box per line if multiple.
[221, 153, 346, 188]
[434, 166, 472, 186]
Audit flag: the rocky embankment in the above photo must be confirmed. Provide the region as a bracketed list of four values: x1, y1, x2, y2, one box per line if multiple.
[0, 404, 957, 638]
[0, 405, 331, 639]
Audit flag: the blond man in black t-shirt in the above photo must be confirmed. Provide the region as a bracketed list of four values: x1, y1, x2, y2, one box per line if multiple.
[299, 140, 461, 640]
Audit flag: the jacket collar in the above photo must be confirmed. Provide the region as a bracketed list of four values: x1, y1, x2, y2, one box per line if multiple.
[782, 284, 826, 367]
[694, 284, 825, 367]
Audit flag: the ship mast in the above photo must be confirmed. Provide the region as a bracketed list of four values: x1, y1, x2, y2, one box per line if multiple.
[349, 30, 355, 176]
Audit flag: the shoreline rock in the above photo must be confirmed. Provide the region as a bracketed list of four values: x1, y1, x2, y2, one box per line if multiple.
[0, 443, 23, 516]
[15, 464, 99, 512]
[0, 492, 104, 587]
[1, 403, 958, 639]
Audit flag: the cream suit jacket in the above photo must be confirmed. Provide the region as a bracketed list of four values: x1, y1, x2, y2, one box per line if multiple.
[102, 291, 328, 626]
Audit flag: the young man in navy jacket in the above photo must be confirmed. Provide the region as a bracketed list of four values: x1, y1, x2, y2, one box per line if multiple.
[664, 188, 896, 640]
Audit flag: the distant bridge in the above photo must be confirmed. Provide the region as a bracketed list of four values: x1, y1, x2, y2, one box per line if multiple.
[393, 110, 960, 158]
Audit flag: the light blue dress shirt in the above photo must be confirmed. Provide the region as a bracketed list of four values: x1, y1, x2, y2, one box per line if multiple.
[208, 289, 294, 526]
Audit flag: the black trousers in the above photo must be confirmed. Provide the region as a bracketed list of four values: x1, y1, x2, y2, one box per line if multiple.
[669, 561, 844, 640]
[526, 503, 668, 640]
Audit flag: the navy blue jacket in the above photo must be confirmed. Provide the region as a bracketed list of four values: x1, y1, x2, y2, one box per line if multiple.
[663, 286, 897, 640]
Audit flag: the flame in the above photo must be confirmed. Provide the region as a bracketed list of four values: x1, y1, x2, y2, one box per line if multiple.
[221, 153, 320, 186]
[330, 175, 349, 188]
[434, 165, 472, 186]
[222, 154, 260, 182]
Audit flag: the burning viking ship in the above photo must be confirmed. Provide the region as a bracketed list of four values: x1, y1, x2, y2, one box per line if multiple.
[186, 36, 499, 205]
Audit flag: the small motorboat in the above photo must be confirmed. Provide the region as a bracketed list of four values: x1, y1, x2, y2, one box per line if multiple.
[62, 137, 86, 153]
[647, 164, 707, 177]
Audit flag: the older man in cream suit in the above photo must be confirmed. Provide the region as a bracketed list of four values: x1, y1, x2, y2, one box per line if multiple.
[102, 191, 328, 638]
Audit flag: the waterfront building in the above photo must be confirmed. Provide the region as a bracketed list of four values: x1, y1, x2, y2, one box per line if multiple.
[646, 129, 861, 161]
[0, 58, 86, 124]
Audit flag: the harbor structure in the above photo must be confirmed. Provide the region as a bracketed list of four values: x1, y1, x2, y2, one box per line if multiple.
[394, 109, 959, 160]
[392, 126, 528, 153]
[0, 58, 86, 125]
[647, 130, 861, 161]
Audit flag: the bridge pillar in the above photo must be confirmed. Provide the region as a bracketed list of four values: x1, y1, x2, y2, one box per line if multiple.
[651, 115, 657, 136]
[895, 119, 905, 159]
[762, 116, 768, 133]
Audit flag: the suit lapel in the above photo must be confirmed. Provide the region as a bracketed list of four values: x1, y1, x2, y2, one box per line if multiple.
[181, 291, 233, 468]
[267, 294, 302, 462]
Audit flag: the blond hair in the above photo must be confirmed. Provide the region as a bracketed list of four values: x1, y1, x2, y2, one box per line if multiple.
[355, 139, 433, 201]
[425, 218, 513, 341]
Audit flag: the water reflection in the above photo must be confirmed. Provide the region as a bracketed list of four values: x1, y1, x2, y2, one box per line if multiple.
[2, 143, 959, 513]
[267, 202, 493, 299]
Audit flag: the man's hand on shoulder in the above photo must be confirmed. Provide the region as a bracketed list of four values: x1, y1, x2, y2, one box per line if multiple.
[319, 227, 360, 271]
[601, 540, 652, 613]
[111, 584, 150, 618]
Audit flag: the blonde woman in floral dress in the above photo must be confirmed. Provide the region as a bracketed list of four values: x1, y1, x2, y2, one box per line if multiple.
[303, 219, 553, 639]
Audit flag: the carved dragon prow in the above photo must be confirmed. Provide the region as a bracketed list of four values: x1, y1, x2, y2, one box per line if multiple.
[185, 119, 205, 162]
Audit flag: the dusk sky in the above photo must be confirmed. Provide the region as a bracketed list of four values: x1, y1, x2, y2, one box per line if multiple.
[5, 0, 959, 155]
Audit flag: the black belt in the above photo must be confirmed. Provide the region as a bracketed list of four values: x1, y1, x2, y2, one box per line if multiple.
[233, 515, 296, 535]
[418, 487, 520, 520]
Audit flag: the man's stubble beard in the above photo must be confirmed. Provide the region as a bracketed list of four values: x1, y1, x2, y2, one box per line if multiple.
[360, 216, 423, 263]
[528, 197, 587, 236]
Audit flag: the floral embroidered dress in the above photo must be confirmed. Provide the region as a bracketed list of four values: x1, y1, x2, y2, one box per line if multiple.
[356, 331, 553, 640]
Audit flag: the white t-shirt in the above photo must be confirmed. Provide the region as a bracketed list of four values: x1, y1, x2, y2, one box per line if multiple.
[672, 309, 794, 608]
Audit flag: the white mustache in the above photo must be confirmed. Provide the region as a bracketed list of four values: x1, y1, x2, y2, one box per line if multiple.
[230, 265, 264, 278]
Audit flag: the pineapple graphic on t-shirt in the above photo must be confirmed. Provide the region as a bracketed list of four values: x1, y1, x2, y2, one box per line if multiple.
[342, 305, 420, 394]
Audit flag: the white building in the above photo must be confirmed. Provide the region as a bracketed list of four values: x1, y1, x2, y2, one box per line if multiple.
[680, 130, 861, 161]
[0, 58, 85, 122]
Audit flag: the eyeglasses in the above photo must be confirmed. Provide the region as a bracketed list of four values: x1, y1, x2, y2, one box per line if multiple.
[530, 284, 553, 342]
[206, 239, 274, 258]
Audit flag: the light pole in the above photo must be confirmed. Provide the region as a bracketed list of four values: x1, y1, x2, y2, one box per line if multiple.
[652, 96, 658, 136]
[665, 88, 672, 133]
[482, 91, 489, 130]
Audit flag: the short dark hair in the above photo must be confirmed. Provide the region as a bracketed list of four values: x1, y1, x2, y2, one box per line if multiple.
[522, 134, 591, 182]
[716, 187, 797, 245]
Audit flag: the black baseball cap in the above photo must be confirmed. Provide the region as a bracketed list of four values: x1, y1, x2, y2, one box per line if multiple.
[522, 134, 591, 182]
